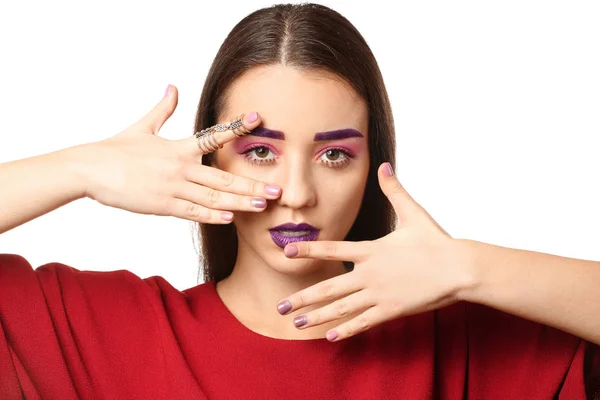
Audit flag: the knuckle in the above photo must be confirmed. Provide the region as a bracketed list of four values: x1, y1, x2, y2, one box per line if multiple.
[203, 207, 215, 223]
[356, 315, 371, 332]
[296, 292, 306, 308]
[335, 301, 349, 318]
[187, 203, 204, 219]
[317, 283, 336, 301]
[220, 170, 235, 188]
[250, 179, 260, 196]
[207, 189, 220, 207]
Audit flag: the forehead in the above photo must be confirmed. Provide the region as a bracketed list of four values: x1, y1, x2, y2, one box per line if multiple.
[222, 65, 368, 138]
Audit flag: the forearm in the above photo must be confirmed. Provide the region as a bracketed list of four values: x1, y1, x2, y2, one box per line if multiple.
[0, 146, 87, 234]
[458, 239, 600, 345]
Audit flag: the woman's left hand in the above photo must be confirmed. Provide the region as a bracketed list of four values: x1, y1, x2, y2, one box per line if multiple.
[277, 162, 475, 342]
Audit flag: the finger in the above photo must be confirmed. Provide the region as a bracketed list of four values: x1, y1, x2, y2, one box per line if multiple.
[325, 306, 386, 342]
[377, 162, 423, 226]
[276, 273, 363, 315]
[184, 165, 281, 199]
[165, 198, 234, 224]
[283, 240, 369, 262]
[291, 290, 374, 330]
[174, 182, 270, 212]
[136, 84, 179, 135]
[180, 111, 262, 156]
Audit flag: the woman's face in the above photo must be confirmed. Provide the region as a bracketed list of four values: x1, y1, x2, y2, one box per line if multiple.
[214, 65, 369, 276]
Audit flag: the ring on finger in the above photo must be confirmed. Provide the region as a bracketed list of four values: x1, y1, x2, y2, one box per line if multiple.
[194, 114, 252, 153]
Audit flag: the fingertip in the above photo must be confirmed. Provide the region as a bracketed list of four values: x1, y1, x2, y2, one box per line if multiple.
[164, 84, 172, 98]
[382, 162, 394, 177]
[284, 244, 299, 258]
[244, 111, 261, 128]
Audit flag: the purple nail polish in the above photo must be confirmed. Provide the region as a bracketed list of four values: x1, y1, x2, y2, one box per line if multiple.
[265, 184, 281, 196]
[164, 84, 172, 98]
[383, 162, 394, 177]
[277, 300, 292, 315]
[294, 315, 308, 328]
[251, 198, 266, 208]
[326, 331, 338, 341]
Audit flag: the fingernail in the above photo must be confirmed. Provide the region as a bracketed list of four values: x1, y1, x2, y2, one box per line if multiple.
[265, 184, 281, 196]
[251, 198, 266, 208]
[383, 162, 394, 177]
[294, 315, 308, 328]
[221, 212, 233, 221]
[164, 84, 172, 98]
[245, 112, 258, 123]
[326, 330, 339, 341]
[284, 245, 298, 258]
[277, 300, 292, 315]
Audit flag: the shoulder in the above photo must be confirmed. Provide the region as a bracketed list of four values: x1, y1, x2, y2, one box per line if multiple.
[0, 253, 186, 326]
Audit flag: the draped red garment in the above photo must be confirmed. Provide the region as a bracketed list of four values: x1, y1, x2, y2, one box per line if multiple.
[0, 254, 598, 399]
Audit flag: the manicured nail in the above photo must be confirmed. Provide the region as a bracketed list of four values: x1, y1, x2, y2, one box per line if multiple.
[326, 330, 339, 341]
[221, 212, 233, 221]
[251, 198, 266, 208]
[245, 112, 258, 123]
[164, 84, 172, 98]
[284, 245, 298, 258]
[265, 184, 281, 196]
[294, 315, 308, 328]
[383, 162, 394, 177]
[277, 300, 292, 315]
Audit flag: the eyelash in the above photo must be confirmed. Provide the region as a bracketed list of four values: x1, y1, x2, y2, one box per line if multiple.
[241, 144, 356, 169]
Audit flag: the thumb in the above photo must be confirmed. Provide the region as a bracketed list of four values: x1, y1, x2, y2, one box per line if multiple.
[377, 162, 422, 226]
[137, 84, 179, 135]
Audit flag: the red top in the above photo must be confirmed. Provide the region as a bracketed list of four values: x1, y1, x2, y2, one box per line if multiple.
[0, 254, 598, 399]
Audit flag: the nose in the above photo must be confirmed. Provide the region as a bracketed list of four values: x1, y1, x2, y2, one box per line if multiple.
[276, 156, 317, 210]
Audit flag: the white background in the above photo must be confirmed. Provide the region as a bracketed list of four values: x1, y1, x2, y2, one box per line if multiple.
[0, 1, 598, 291]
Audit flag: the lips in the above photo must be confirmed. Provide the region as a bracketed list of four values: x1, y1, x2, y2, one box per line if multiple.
[269, 223, 320, 249]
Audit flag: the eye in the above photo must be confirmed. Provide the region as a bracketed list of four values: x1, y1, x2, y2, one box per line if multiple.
[318, 147, 355, 168]
[242, 145, 277, 165]
[323, 149, 344, 161]
[252, 147, 271, 159]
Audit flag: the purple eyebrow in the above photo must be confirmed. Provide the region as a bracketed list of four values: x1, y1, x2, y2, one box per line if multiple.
[314, 129, 364, 141]
[249, 127, 285, 140]
[248, 127, 363, 141]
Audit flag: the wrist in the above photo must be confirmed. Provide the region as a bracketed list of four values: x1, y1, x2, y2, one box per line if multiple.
[452, 238, 483, 303]
[59, 143, 96, 200]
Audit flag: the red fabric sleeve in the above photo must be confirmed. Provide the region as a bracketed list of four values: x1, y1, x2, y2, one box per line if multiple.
[465, 303, 600, 399]
[0, 254, 167, 399]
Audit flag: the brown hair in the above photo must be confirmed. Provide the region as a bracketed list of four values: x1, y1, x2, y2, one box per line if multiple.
[194, 3, 396, 284]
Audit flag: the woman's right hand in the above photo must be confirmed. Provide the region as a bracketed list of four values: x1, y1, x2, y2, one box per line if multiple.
[71, 85, 281, 224]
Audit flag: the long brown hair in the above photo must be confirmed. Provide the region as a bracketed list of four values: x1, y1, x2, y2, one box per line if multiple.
[194, 3, 396, 284]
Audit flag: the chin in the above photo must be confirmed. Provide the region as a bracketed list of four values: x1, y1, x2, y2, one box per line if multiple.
[264, 247, 324, 276]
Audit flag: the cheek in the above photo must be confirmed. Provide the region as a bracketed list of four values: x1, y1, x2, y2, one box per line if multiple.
[318, 167, 368, 220]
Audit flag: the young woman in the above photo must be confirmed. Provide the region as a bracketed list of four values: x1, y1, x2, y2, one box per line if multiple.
[1, 3, 598, 399]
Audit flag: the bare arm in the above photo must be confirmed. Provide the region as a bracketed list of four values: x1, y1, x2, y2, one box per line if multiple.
[0, 146, 86, 234]
[460, 239, 600, 345]
[0, 85, 280, 236]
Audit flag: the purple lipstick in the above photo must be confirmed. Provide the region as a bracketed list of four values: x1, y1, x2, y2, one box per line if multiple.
[269, 222, 320, 249]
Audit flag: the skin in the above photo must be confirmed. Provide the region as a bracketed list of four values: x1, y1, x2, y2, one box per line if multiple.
[213, 65, 371, 340]
[209, 67, 600, 346]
